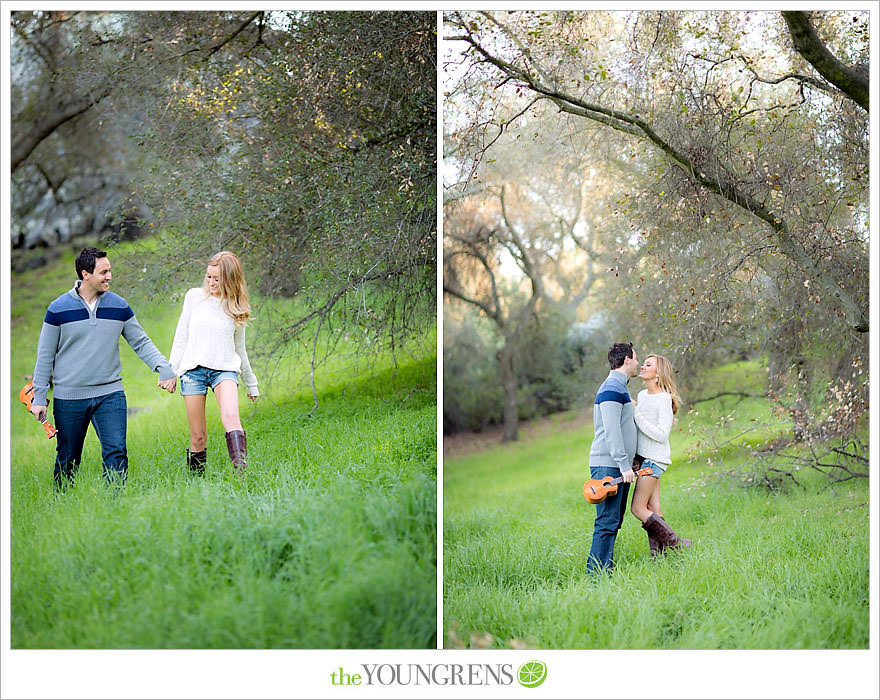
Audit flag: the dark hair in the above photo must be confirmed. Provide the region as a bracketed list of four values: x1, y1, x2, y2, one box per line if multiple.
[607, 342, 634, 370]
[75, 247, 107, 280]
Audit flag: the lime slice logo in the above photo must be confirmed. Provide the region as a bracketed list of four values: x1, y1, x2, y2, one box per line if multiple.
[517, 660, 547, 688]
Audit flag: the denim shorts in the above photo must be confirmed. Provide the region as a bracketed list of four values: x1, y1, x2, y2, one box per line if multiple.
[180, 366, 239, 396]
[642, 459, 667, 478]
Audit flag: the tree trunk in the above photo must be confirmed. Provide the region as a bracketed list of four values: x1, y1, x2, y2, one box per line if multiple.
[498, 339, 519, 443]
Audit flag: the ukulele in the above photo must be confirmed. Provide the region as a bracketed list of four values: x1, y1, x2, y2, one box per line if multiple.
[19, 381, 57, 439]
[583, 466, 652, 504]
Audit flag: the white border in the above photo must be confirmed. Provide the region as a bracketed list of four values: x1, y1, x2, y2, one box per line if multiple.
[435, 8, 445, 654]
[2, 3, 878, 700]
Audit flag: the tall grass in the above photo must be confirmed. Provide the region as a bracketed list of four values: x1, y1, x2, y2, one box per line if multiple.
[10, 248, 436, 648]
[443, 361, 869, 649]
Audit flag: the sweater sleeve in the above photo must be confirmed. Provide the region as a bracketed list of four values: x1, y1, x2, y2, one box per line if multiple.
[122, 313, 175, 380]
[31, 321, 60, 406]
[234, 325, 259, 396]
[598, 399, 630, 473]
[169, 291, 193, 374]
[634, 394, 673, 443]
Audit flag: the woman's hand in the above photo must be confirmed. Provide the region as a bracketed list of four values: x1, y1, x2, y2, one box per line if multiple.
[248, 393, 258, 403]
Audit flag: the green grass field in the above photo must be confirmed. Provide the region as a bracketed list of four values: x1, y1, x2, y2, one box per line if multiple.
[443, 361, 869, 649]
[10, 247, 437, 648]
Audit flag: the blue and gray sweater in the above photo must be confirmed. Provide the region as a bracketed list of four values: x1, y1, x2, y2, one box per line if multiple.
[588, 369, 637, 473]
[32, 282, 175, 405]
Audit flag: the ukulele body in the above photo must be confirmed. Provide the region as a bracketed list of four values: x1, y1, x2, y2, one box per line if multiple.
[583, 466, 653, 504]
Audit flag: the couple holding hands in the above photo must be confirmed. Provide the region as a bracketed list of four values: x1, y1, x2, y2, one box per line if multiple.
[29, 247, 258, 487]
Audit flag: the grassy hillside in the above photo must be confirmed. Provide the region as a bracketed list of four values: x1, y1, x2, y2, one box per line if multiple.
[10, 246, 437, 648]
[443, 360, 869, 649]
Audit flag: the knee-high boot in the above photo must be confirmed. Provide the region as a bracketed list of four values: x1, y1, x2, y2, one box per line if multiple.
[642, 512, 691, 554]
[225, 430, 247, 474]
[644, 510, 665, 557]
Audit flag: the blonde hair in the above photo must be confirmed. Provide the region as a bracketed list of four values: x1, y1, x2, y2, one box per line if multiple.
[646, 354, 682, 415]
[202, 251, 251, 326]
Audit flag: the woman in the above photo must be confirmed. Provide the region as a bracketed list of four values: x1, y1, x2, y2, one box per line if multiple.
[630, 353, 691, 555]
[170, 251, 258, 476]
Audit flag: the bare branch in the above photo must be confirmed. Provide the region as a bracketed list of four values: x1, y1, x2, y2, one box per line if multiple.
[690, 391, 765, 405]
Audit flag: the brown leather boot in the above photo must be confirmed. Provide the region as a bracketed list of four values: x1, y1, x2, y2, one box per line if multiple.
[186, 449, 207, 476]
[644, 510, 665, 556]
[643, 519, 661, 557]
[225, 430, 247, 474]
[642, 512, 691, 554]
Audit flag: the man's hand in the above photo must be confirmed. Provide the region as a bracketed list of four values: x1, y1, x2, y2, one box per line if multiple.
[158, 377, 176, 393]
[621, 468, 636, 483]
[30, 404, 47, 422]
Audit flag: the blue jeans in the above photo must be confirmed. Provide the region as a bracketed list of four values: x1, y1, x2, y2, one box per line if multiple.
[53, 391, 128, 487]
[586, 465, 631, 574]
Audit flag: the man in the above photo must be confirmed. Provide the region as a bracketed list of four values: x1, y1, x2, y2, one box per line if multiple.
[586, 341, 640, 574]
[30, 247, 177, 488]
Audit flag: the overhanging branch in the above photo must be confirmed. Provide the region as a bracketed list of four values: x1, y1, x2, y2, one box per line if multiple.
[452, 23, 868, 333]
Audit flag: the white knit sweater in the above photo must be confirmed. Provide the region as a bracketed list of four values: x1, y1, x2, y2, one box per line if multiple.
[169, 288, 259, 396]
[633, 389, 673, 466]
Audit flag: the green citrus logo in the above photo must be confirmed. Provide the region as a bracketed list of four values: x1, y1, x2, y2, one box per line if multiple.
[517, 660, 547, 688]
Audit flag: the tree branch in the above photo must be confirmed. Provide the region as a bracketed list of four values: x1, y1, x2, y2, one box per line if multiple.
[454, 29, 868, 333]
[691, 391, 764, 405]
[443, 282, 501, 324]
[205, 11, 263, 59]
[781, 11, 868, 112]
[444, 228, 504, 321]
[11, 86, 112, 170]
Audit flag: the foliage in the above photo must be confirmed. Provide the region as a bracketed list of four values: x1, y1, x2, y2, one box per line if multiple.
[11, 10, 437, 397]
[444, 301, 615, 434]
[10, 11, 253, 251]
[443, 312, 503, 433]
[443, 9, 869, 448]
[131, 11, 436, 400]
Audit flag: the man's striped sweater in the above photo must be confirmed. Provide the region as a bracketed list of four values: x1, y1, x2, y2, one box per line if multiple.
[32, 281, 174, 405]
[588, 369, 637, 473]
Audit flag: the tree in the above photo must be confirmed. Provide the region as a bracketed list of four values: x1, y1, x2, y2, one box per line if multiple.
[444, 10, 868, 463]
[128, 11, 437, 407]
[444, 193, 544, 442]
[10, 11, 267, 255]
[445, 10, 868, 334]
[11, 10, 437, 406]
[443, 93, 648, 440]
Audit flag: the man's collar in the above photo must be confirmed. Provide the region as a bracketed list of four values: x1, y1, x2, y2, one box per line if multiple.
[610, 368, 630, 384]
[74, 279, 104, 302]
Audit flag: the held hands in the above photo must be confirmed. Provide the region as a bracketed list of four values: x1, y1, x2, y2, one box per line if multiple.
[158, 377, 177, 393]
